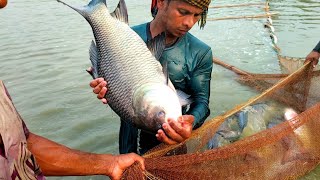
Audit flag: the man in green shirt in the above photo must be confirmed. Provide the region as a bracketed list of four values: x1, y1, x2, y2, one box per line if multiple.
[91, 0, 213, 154]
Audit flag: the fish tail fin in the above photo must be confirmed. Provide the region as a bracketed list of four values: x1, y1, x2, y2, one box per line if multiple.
[57, 0, 107, 19]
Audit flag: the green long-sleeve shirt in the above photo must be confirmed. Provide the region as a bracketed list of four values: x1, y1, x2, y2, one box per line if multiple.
[133, 22, 213, 129]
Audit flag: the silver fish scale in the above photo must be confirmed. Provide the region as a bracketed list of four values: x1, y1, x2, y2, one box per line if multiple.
[90, 5, 166, 121]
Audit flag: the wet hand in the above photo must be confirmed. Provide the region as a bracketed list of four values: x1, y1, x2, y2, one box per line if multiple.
[304, 51, 320, 67]
[156, 115, 194, 145]
[89, 77, 108, 104]
[110, 153, 145, 180]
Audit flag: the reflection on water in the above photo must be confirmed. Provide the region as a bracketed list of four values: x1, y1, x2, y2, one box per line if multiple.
[0, 0, 319, 179]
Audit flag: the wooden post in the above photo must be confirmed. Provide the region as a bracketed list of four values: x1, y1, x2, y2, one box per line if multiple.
[209, 2, 265, 9]
[207, 12, 278, 21]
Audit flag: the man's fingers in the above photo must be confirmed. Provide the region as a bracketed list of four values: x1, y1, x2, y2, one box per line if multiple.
[93, 85, 102, 95]
[93, 81, 107, 95]
[167, 119, 189, 139]
[96, 88, 107, 100]
[127, 153, 145, 171]
[304, 58, 311, 65]
[131, 153, 145, 171]
[97, 86, 107, 98]
[162, 122, 184, 142]
[156, 129, 178, 145]
[90, 78, 104, 88]
[181, 115, 194, 124]
[313, 59, 319, 67]
[306, 58, 319, 68]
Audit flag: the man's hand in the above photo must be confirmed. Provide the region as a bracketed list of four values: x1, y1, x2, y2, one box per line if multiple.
[89, 78, 108, 104]
[27, 133, 144, 179]
[109, 153, 145, 180]
[305, 50, 320, 67]
[156, 115, 194, 145]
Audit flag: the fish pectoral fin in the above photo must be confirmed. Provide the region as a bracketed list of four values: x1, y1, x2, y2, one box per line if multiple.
[237, 110, 248, 131]
[217, 130, 240, 140]
[176, 90, 193, 107]
[89, 40, 100, 79]
[162, 61, 169, 85]
[110, 0, 128, 24]
[147, 32, 166, 61]
[86, 67, 95, 79]
[167, 78, 176, 92]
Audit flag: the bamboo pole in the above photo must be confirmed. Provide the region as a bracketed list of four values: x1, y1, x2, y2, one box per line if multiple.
[212, 58, 251, 76]
[207, 12, 278, 21]
[213, 58, 290, 78]
[209, 2, 265, 9]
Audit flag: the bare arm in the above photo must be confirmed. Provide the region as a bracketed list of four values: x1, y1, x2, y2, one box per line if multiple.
[27, 132, 144, 180]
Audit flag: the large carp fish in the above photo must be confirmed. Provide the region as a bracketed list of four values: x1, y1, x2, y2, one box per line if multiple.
[57, 0, 190, 132]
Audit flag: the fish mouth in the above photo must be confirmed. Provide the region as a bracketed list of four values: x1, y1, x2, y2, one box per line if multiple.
[154, 119, 165, 131]
[139, 118, 165, 133]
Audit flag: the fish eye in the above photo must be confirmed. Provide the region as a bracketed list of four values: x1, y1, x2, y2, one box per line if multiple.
[157, 111, 165, 118]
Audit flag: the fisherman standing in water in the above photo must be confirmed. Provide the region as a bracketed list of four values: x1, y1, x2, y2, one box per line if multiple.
[91, 0, 213, 154]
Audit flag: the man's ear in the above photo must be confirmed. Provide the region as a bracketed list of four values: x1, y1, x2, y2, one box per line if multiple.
[157, 0, 166, 9]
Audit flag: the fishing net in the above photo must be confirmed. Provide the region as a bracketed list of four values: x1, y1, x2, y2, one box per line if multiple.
[122, 57, 320, 179]
[120, 0, 320, 178]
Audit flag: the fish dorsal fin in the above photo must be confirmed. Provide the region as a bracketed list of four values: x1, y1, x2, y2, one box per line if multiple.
[111, 0, 128, 24]
[147, 32, 167, 83]
[176, 89, 193, 107]
[88, 40, 100, 79]
[147, 32, 166, 61]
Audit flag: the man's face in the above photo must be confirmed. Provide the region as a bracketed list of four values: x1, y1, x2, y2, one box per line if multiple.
[160, 0, 203, 37]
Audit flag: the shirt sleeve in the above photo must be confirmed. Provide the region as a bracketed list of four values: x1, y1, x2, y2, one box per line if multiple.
[185, 48, 213, 129]
[2, 82, 30, 139]
[313, 41, 320, 53]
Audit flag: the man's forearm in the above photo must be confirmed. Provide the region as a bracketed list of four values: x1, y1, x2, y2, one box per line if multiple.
[27, 132, 114, 176]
